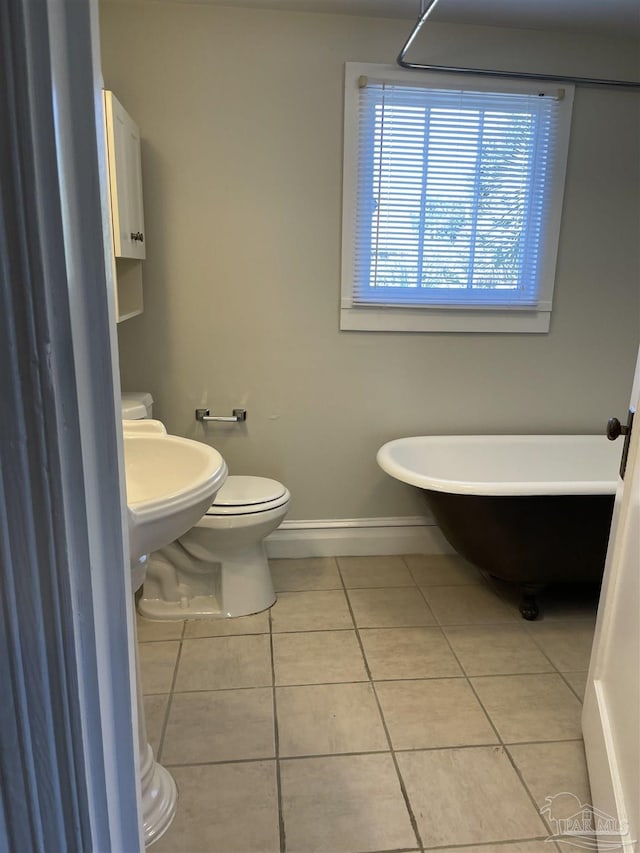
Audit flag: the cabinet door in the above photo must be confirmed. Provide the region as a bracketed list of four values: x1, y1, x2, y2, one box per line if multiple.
[104, 91, 146, 260]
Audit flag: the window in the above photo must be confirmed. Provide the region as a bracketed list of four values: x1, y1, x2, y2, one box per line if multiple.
[341, 64, 574, 332]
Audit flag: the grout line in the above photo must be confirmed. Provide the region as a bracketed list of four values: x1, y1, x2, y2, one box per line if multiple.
[272, 625, 358, 634]
[144, 681, 274, 696]
[416, 587, 504, 747]
[413, 582, 552, 838]
[521, 625, 594, 682]
[163, 756, 279, 770]
[160, 738, 585, 768]
[555, 671, 587, 703]
[357, 621, 518, 630]
[273, 584, 492, 592]
[154, 620, 186, 763]
[422, 836, 560, 851]
[285, 743, 495, 759]
[456, 670, 563, 680]
[339, 557, 425, 853]
[335, 845, 423, 853]
[487, 736, 584, 747]
[274, 587, 344, 593]
[181, 630, 269, 639]
[276, 844, 420, 853]
[137, 615, 567, 640]
[268, 607, 286, 853]
[164, 749, 389, 768]
[137, 636, 186, 644]
[464, 684, 553, 837]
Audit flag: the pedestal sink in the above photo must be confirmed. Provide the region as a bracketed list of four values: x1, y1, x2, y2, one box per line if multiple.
[123, 419, 227, 845]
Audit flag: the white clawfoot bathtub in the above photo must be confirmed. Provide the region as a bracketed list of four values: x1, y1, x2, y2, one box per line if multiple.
[377, 435, 619, 619]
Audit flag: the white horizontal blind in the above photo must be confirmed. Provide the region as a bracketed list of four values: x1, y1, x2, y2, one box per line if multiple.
[353, 80, 561, 308]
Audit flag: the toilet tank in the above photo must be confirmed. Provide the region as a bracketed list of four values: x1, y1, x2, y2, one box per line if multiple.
[121, 391, 154, 420]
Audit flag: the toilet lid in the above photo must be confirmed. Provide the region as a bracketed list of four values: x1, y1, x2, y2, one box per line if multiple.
[211, 476, 287, 508]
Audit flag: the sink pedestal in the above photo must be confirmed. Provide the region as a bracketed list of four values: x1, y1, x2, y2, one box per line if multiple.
[132, 571, 177, 845]
[122, 423, 228, 845]
[136, 653, 177, 844]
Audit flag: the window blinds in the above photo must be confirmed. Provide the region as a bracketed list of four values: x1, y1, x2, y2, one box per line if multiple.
[353, 80, 562, 308]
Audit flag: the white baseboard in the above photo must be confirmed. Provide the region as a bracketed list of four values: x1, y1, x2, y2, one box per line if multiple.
[265, 516, 454, 559]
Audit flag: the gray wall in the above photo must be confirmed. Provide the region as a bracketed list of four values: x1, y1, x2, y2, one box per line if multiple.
[101, 2, 640, 521]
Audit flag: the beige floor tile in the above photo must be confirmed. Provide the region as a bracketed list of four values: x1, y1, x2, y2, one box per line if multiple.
[509, 741, 594, 847]
[271, 590, 353, 632]
[273, 630, 368, 685]
[405, 553, 483, 586]
[421, 585, 518, 625]
[337, 555, 415, 588]
[175, 635, 271, 691]
[183, 609, 270, 638]
[277, 682, 388, 757]
[139, 641, 180, 695]
[269, 557, 341, 591]
[525, 621, 595, 671]
[397, 747, 546, 848]
[162, 688, 274, 764]
[440, 843, 553, 852]
[444, 624, 555, 676]
[281, 753, 417, 852]
[471, 674, 582, 743]
[136, 614, 184, 642]
[152, 761, 279, 853]
[375, 679, 497, 750]
[563, 671, 588, 701]
[508, 740, 592, 823]
[361, 627, 462, 680]
[348, 587, 436, 628]
[143, 693, 168, 756]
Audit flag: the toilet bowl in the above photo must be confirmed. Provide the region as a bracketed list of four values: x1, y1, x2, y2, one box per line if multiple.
[138, 475, 289, 619]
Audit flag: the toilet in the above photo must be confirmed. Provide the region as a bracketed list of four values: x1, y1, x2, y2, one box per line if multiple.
[121, 392, 289, 619]
[121, 390, 154, 420]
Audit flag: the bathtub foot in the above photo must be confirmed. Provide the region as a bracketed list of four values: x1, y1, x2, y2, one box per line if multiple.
[519, 586, 541, 620]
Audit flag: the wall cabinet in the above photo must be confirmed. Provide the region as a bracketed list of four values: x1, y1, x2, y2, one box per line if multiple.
[103, 90, 145, 321]
[104, 90, 146, 260]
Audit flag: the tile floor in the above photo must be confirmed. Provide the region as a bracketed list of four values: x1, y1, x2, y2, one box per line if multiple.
[139, 554, 597, 853]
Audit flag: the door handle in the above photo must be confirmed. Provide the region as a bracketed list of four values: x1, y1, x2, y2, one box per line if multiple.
[606, 417, 629, 440]
[607, 410, 635, 479]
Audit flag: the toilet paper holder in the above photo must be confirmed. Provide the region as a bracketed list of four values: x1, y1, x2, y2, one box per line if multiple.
[195, 407, 247, 424]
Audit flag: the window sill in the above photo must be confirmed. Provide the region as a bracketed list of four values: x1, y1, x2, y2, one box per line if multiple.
[339, 306, 551, 333]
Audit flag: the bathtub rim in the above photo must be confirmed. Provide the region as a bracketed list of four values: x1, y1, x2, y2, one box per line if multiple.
[377, 434, 618, 497]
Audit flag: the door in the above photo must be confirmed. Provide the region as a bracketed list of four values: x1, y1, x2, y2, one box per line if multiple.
[583, 346, 640, 852]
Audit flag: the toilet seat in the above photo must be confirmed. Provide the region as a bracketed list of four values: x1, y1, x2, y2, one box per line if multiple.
[205, 475, 289, 516]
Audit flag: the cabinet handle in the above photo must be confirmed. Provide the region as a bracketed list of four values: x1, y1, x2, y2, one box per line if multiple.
[130, 231, 144, 243]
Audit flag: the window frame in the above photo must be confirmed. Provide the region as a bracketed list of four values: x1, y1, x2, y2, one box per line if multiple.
[340, 63, 575, 333]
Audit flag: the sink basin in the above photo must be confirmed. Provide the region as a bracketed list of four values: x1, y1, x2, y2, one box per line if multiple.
[123, 419, 228, 563]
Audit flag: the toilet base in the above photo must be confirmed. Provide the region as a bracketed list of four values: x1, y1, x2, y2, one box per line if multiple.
[138, 590, 276, 620]
[139, 542, 277, 620]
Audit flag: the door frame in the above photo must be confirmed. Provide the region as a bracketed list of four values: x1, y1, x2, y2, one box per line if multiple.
[0, 0, 141, 849]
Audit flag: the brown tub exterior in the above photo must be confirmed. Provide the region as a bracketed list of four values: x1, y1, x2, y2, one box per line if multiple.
[423, 490, 615, 619]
